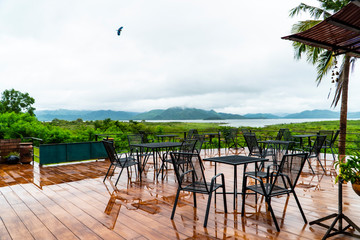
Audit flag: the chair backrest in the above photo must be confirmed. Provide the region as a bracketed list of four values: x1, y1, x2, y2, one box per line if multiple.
[103, 140, 120, 164]
[282, 129, 293, 141]
[276, 128, 289, 140]
[179, 138, 197, 153]
[138, 131, 151, 143]
[224, 128, 238, 144]
[272, 153, 308, 191]
[186, 129, 199, 140]
[243, 133, 262, 157]
[331, 130, 340, 145]
[170, 151, 208, 192]
[193, 136, 204, 154]
[241, 128, 251, 134]
[127, 134, 144, 153]
[318, 130, 334, 145]
[310, 135, 327, 156]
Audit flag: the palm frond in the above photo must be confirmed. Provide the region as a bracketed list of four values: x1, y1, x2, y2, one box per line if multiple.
[320, 0, 351, 13]
[315, 50, 334, 85]
[291, 20, 321, 34]
[289, 3, 331, 19]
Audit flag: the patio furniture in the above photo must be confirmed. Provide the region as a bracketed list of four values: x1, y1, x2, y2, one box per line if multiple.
[102, 140, 138, 186]
[158, 138, 198, 179]
[241, 153, 309, 232]
[304, 135, 327, 174]
[186, 129, 199, 140]
[170, 151, 227, 227]
[203, 154, 268, 210]
[130, 141, 183, 179]
[310, 177, 360, 239]
[221, 128, 244, 155]
[319, 130, 339, 161]
[243, 133, 275, 179]
[127, 134, 153, 173]
[155, 134, 178, 142]
[292, 134, 318, 149]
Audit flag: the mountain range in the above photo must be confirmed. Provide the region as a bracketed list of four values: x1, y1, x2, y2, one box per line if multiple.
[34, 107, 360, 121]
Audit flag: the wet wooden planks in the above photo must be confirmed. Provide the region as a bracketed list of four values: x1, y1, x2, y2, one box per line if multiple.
[0, 153, 359, 239]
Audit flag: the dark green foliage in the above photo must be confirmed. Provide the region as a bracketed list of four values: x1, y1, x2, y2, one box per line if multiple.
[335, 151, 360, 184]
[0, 89, 35, 115]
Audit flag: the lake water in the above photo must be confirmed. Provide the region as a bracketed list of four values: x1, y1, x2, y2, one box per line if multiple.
[145, 118, 358, 128]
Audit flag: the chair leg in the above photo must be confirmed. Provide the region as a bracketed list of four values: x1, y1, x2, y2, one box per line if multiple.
[265, 197, 280, 232]
[115, 167, 126, 186]
[241, 177, 247, 216]
[193, 192, 197, 208]
[222, 179, 227, 213]
[103, 163, 114, 182]
[204, 192, 213, 228]
[292, 191, 307, 224]
[307, 158, 315, 174]
[316, 156, 326, 173]
[171, 188, 181, 220]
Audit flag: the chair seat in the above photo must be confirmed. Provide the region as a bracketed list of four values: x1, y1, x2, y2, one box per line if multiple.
[117, 157, 138, 167]
[245, 171, 269, 179]
[247, 183, 289, 196]
[182, 181, 223, 193]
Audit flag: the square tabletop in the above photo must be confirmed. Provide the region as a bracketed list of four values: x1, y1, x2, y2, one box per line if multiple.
[131, 142, 182, 149]
[204, 155, 268, 166]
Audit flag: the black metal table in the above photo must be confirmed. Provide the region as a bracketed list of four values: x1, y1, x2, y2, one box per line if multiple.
[259, 140, 293, 163]
[292, 134, 317, 148]
[131, 142, 182, 178]
[155, 134, 178, 142]
[203, 132, 220, 156]
[203, 155, 268, 210]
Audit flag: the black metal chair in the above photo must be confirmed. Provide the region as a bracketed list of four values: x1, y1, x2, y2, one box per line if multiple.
[127, 134, 152, 169]
[243, 133, 274, 179]
[170, 151, 227, 227]
[158, 138, 198, 179]
[102, 140, 138, 186]
[186, 129, 199, 140]
[221, 128, 244, 155]
[241, 153, 308, 232]
[318, 130, 339, 161]
[304, 135, 327, 174]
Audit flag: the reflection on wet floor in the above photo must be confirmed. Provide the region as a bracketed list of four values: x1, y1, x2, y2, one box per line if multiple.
[1, 150, 360, 239]
[0, 160, 108, 188]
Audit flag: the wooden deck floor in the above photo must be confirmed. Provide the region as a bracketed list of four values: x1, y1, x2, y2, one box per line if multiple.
[1, 149, 360, 239]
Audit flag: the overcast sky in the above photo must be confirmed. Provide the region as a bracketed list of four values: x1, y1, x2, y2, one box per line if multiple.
[0, 0, 359, 115]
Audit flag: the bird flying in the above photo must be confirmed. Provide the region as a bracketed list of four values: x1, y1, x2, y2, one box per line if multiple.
[117, 26, 123, 36]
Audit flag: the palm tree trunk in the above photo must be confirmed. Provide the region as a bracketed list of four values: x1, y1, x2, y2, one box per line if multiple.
[338, 54, 350, 162]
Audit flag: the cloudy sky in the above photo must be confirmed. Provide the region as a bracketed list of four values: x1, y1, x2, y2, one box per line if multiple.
[0, 0, 359, 115]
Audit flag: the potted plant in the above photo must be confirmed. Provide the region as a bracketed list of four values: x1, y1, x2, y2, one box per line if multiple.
[335, 152, 360, 196]
[4, 151, 20, 164]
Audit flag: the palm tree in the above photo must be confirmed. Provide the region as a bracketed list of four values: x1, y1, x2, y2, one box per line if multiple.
[289, 0, 355, 160]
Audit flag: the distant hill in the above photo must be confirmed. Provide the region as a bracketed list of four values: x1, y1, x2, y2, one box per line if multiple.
[133, 107, 246, 120]
[35, 109, 139, 121]
[284, 109, 339, 119]
[244, 113, 281, 119]
[35, 107, 359, 121]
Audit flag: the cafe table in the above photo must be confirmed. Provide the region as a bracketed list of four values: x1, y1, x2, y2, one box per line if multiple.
[203, 155, 268, 210]
[258, 139, 293, 163]
[130, 141, 182, 179]
[292, 134, 318, 149]
[155, 134, 178, 142]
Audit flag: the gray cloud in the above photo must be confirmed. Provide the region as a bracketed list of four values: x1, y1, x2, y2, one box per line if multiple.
[0, 0, 359, 115]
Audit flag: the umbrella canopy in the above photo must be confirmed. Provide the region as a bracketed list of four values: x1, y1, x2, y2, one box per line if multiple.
[282, 0, 360, 57]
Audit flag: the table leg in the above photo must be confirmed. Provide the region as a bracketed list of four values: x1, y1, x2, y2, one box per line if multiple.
[234, 165, 237, 210]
